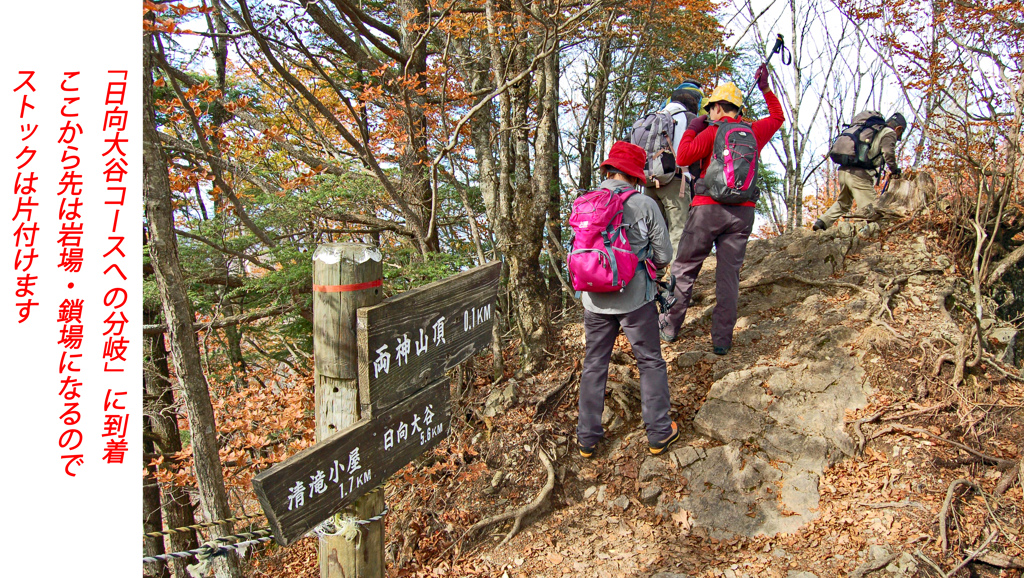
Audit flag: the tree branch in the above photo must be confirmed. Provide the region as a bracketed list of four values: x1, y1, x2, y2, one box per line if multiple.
[143, 303, 297, 335]
[174, 229, 273, 271]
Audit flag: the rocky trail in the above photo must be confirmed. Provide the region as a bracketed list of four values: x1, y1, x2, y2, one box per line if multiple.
[255, 204, 1024, 578]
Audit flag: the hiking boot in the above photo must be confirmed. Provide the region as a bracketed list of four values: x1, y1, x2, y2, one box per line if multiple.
[713, 345, 730, 356]
[658, 314, 677, 343]
[649, 421, 679, 455]
[579, 443, 596, 459]
[812, 218, 827, 231]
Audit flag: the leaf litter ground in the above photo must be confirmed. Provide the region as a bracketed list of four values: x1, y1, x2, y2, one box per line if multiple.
[250, 227, 1023, 577]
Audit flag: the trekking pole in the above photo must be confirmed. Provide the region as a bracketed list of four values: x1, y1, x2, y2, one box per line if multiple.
[746, 34, 792, 99]
[806, 153, 829, 176]
[879, 174, 892, 198]
[770, 34, 792, 66]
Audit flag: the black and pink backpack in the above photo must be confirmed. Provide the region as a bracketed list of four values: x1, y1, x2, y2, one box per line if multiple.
[699, 120, 761, 204]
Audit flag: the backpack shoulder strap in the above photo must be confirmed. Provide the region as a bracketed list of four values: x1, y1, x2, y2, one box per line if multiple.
[867, 126, 895, 163]
[615, 188, 639, 202]
[871, 125, 894, 141]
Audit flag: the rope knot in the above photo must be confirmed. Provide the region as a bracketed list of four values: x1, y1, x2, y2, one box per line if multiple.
[334, 514, 363, 542]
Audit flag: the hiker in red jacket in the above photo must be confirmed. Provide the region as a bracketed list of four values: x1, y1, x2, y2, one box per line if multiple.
[658, 65, 785, 355]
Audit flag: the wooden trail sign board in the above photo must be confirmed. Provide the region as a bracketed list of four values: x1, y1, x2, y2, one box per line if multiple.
[357, 261, 501, 415]
[253, 378, 450, 545]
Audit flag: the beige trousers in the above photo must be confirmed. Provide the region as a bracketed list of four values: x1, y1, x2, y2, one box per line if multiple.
[644, 176, 690, 259]
[820, 169, 876, 227]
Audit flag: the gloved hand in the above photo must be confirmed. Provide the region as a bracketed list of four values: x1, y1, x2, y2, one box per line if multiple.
[891, 167, 902, 178]
[655, 275, 677, 314]
[687, 114, 708, 133]
[755, 63, 770, 93]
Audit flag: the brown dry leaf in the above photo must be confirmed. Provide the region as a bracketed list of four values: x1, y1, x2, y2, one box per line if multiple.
[621, 461, 639, 479]
[864, 446, 888, 462]
[547, 552, 564, 565]
[671, 509, 692, 534]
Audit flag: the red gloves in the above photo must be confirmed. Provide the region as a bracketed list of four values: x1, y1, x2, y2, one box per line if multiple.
[755, 64, 770, 93]
[687, 114, 708, 133]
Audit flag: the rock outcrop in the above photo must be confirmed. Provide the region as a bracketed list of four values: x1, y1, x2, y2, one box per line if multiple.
[663, 222, 953, 538]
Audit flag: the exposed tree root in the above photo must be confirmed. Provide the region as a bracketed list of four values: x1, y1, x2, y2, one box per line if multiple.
[882, 400, 954, 422]
[939, 478, 982, 553]
[740, 273, 878, 299]
[934, 354, 955, 376]
[976, 550, 1024, 570]
[869, 424, 1016, 468]
[873, 268, 945, 322]
[852, 410, 885, 454]
[464, 449, 555, 548]
[871, 318, 910, 345]
[946, 324, 979, 390]
[935, 286, 956, 325]
[946, 529, 1000, 577]
[849, 550, 899, 578]
[915, 549, 947, 576]
[856, 499, 927, 511]
[983, 353, 1024, 384]
[986, 243, 1024, 287]
[531, 363, 578, 420]
[994, 457, 1024, 496]
[851, 402, 952, 454]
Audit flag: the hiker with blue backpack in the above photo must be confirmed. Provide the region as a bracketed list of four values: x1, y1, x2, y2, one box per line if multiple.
[812, 112, 907, 231]
[567, 141, 679, 458]
[657, 64, 785, 355]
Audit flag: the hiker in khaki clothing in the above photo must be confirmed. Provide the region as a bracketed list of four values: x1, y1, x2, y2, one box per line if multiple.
[647, 81, 704, 258]
[814, 112, 907, 231]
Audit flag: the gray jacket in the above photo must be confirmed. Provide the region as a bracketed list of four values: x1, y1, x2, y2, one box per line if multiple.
[581, 179, 673, 315]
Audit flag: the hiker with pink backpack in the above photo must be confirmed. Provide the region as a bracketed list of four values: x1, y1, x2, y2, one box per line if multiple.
[567, 141, 678, 458]
[658, 64, 785, 355]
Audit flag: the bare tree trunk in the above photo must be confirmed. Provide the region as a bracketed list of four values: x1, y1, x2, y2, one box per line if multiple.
[579, 33, 613, 191]
[912, 0, 943, 168]
[397, 0, 439, 254]
[457, 28, 506, 381]
[143, 429, 170, 578]
[785, 0, 803, 232]
[144, 35, 242, 578]
[546, 46, 563, 313]
[505, 21, 555, 372]
[144, 299, 201, 578]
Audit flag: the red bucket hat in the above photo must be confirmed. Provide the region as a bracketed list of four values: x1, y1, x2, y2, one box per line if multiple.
[600, 141, 647, 182]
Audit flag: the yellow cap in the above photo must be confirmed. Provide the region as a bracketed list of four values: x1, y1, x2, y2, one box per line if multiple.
[703, 82, 743, 111]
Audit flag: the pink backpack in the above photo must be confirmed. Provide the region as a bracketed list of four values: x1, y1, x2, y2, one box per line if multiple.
[567, 188, 645, 293]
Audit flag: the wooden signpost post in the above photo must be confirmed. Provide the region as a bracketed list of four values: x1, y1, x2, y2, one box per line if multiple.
[251, 244, 500, 578]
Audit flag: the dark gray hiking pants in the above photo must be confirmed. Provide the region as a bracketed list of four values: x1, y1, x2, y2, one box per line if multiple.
[578, 301, 672, 447]
[663, 203, 756, 348]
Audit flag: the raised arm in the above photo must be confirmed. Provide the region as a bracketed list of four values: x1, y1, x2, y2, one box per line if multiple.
[675, 116, 715, 167]
[751, 90, 784, 149]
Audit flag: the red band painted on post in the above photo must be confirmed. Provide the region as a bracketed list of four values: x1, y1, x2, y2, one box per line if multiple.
[312, 279, 382, 293]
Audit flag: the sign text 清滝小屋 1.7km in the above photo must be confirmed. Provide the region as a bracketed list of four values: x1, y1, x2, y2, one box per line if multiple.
[253, 378, 450, 545]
